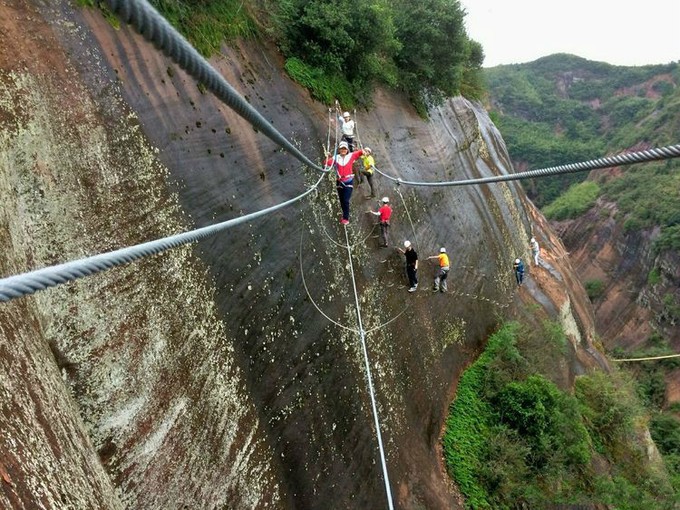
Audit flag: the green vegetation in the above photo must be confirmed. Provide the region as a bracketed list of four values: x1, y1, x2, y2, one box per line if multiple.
[93, 0, 484, 110]
[543, 181, 600, 221]
[584, 279, 605, 302]
[648, 267, 661, 286]
[610, 334, 680, 495]
[149, 0, 257, 56]
[444, 320, 676, 509]
[602, 159, 680, 250]
[272, 0, 484, 111]
[485, 54, 680, 223]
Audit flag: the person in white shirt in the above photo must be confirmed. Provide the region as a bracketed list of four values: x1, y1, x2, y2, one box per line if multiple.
[530, 237, 540, 266]
[338, 110, 356, 151]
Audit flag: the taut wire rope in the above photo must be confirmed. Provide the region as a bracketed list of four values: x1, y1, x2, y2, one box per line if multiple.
[612, 353, 680, 362]
[373, 144, 680, 187]
[341, 226, 395, 510]
[0, 174, 325, 303]
[104, 0, 327, 173]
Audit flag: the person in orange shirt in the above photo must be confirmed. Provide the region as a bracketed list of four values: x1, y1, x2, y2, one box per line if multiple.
[427, 247, 450, 293]
[325, 141, 364, 224]
[366, 196, 392, 247]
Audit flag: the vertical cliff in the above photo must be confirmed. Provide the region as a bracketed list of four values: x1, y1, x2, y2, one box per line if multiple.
[0, 1, 604, 508]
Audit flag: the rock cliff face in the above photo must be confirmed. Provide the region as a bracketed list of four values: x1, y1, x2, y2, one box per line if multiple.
[555, 175, 680, 397]
[0, 1, 604, 508]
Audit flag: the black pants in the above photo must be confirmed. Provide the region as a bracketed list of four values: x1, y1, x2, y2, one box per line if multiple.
[342, 135, 355, 152]
[379, 222, 389, 247]
[406, 265, 418, 287]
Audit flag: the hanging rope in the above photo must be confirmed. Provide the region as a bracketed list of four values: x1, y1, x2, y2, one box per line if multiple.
[394, 186, 419, 248]
[0, 175, 325, 303]
[341, 225, 395, 510]
[103, 0, 327, 173]
[374, 144, 680, 187]
[298, 228, 357, 333]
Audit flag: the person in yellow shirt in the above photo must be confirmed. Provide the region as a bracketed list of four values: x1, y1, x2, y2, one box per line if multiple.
[427, 247, 450, 293]
[359, 147, 376, 198]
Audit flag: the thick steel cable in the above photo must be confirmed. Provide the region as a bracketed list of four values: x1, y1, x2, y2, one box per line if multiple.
[0, 175, 325, 303]
[104, 0, 327, 173]
[341, 226, 395, 510]
[374, 144, 680, 187]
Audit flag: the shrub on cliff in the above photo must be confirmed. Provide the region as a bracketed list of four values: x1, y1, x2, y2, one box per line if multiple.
[272, 0, 483, 110]
[543, 181, 600, 221]
[444, 320, 676, 508]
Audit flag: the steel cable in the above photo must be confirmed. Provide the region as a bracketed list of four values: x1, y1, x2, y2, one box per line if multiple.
[104, 0, 327, 173]
[341, 225, 395, 510]
[0, 175, 324, 303]
[374, 144, 680, 187]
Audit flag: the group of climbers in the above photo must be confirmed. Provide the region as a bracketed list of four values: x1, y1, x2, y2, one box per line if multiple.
[326, 104, 541, 295]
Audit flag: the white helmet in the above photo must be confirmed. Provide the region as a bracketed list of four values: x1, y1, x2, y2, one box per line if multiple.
[440, 247, 446, 253]
[343, 111, 350, 118]
[404, 240, 411, 248]
[338, 141, 349, 150]
[515, 258, 521, 264]
[531, 237, 536, 243]
[364, 147, 372, 155]
[382, 197, 389, 203]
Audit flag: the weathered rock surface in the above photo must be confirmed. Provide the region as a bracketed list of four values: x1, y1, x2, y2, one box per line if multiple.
[0, 1, 605, 508]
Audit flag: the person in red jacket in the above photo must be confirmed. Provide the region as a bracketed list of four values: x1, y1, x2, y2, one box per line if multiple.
[325, 141, 364, 224]
[366, 196, 392, 247]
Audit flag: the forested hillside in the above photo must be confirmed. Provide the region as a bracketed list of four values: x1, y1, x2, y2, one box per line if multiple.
[485, 54, 680, 504]
[485, 54, 679, 209]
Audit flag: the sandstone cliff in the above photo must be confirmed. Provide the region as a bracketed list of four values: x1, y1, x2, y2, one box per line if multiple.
[0, 1, 605, 508]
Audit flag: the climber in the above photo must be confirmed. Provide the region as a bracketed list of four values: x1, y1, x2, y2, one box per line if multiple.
[427, 247, 450, 293]
[337, 110, 356, 152]
[513, 258, 525, 286]
[325, 141, 364, 225]
[397, 240, 418, 292]
[359, 147, 377, 198]
[530, 237, 540, 266]
[366, 197, 392, 247]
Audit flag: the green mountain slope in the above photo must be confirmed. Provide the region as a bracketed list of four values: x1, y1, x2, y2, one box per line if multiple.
[484, 53, 680, 210]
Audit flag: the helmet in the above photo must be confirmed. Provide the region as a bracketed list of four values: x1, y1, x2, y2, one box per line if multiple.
[515, 258, 520, 264]
[364, 147, 372, 155]
[338, 141, 349, 150]
[343, 111, 350, 118]
[404, 240, 411, 248]
[440, 247, 446, 253]
[531, 237, 536, 242]
[382, 197, 389, 203]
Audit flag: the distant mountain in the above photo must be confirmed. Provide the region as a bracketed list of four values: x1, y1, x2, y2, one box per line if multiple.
[484, 53, 679, 206]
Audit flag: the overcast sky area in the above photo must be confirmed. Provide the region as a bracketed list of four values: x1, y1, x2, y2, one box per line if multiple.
[459, 0, 680, 68]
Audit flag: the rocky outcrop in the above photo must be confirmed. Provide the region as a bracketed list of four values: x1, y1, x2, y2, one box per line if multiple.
[0, 1, 605, 509]
[555, 192, 680, 355]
